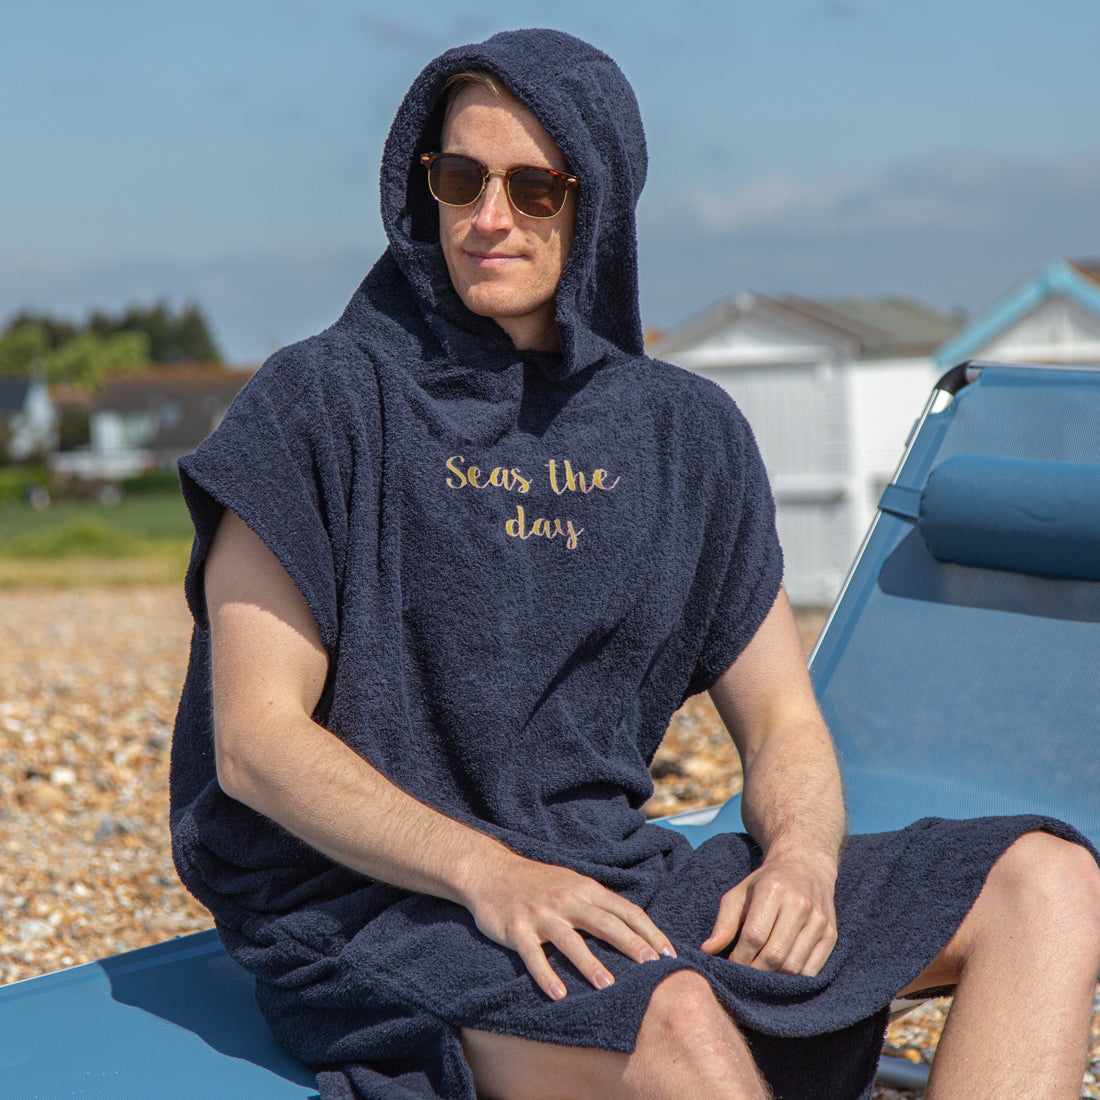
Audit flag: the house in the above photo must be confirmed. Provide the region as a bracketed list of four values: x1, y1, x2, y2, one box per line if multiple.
[0, 376, 58, 462]
[652, 294, 963, 606]
[50, 364, 253, 482]
[935, 258, 1100, 369]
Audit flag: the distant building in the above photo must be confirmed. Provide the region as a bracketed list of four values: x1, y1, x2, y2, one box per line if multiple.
[50, 364, 253, 482]
[653, 294, 962, 606]
[0, 377, 58, 462]
[936, 258, 1100, 369]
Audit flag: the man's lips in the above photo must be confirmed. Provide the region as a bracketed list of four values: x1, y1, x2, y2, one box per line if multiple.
[464, 250, 525, 267]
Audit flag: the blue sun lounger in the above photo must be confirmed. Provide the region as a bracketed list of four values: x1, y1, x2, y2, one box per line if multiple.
[675, 357, 1100, 848]
[2, 360, 1097, 1096]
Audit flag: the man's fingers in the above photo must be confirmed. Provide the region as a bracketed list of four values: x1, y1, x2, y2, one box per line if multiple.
[552, 927, 617, 992]
[549, 895, 674, 989]
[746, 898, 814, 972]
[470, 860, 679, 997]
[720, 873, 837, 974]
[783, 909, 837, 976]
[592, 894, 677, 962]
[505, 883, 675, 998]
[514, 934, 569, 1001]
[728, 888, 781, 968]
[801, 928, 837, 977]
[701, 882, 749, 955]
[520, 919, 644, 998]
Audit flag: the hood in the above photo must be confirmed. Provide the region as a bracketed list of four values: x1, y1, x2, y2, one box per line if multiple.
[378, 27, 648, 380]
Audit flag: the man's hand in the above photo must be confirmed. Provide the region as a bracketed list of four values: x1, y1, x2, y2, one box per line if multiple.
[462, 856, 676, 1001]
[700, 849, 838, 975]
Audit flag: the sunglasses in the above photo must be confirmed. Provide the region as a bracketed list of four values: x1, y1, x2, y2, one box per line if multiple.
[420, 152, 578, 219]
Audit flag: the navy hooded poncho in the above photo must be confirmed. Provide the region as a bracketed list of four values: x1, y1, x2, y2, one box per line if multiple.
[170, 28, 1094, 1100]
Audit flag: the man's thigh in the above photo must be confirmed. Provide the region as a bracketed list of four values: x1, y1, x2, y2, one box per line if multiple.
[461, 1028, 630, 1100]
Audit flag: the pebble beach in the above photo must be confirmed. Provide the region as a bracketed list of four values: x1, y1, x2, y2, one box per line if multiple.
[1, 584, 1096, 1097]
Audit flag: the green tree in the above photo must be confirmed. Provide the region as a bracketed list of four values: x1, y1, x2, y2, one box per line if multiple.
[87, 299, 222, 363]
[0, 321, 151, 389]
[43, 331, 150, 388]
[172, 302, 222, 362]
[1, 298, 224, 387]
[3, 299, 224, 369]
[0, 324, 50, 377]
[2, 310, 78, 351]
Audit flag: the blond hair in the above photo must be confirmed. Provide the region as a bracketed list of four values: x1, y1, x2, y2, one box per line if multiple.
[441, 70, 521, 127]
[443, 69, 511, 102]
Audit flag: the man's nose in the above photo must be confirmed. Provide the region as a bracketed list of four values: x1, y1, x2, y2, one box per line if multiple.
[472, 177, 514, 233]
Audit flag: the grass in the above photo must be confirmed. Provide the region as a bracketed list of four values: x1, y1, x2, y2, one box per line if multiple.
[0, 557, 189, 587]
[0, 491, 191, 540]
[0, 489, 192, 587]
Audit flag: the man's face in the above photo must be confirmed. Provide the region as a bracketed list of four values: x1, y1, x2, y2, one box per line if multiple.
[437, 85, 576, 352]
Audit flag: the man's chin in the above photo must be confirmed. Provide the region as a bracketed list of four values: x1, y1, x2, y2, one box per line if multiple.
[461, 290, 551, 327]
[457, 294, 559, 350]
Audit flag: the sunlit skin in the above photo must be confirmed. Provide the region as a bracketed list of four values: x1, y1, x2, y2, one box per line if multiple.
[437, 85, 576, 352]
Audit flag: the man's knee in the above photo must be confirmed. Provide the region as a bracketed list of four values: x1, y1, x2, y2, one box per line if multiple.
[980, 832, 1100, 946]
[991, 833, 1100, 901]
[636, 970, 771, 1098]
[644, 969, 730, 1042]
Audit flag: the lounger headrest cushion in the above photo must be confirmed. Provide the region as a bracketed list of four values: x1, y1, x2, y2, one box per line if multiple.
[919, 455, 1100, 581]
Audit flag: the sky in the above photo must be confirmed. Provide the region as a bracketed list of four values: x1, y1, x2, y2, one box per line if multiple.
[3, 0, 1099, 365]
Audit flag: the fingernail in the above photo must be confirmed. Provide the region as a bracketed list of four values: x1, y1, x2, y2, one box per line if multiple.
[639, 947, 659, 962]
[550, 982, 567, 1000]
[594, 970, 614, 989]
[660, 945, 677, 958]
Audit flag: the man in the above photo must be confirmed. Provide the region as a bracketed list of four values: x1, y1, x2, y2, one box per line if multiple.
[171, 28, 1100, 1099]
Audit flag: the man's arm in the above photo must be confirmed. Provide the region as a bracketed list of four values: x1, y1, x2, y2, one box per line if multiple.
[701, 586, 845, 976]
[204, 508, 675, 1000]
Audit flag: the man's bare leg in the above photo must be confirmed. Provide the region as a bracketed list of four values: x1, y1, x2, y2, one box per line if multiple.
[462, 970, 772, 1100]
[899, 832, 1100, 1100]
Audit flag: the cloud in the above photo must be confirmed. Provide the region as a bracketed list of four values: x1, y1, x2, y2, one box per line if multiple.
[683, 171, 992, 235]
[638, 149, 1100, 326]
[645, 150, 1100, 238]
[348, 11, 500, 54]
[349, 13, 440, 50]
[807, 1, 860, 21]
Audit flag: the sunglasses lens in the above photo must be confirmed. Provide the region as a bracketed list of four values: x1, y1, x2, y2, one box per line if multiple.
[425, 154, 573, 218]
[428, 155, 485, 206]
[508, 169, 568, 218]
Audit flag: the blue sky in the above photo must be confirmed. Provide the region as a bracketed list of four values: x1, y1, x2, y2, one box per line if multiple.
[3, 0, 1099, 364]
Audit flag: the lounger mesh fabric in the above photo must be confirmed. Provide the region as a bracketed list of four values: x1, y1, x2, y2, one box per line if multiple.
[813, 361, 1100, 841]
